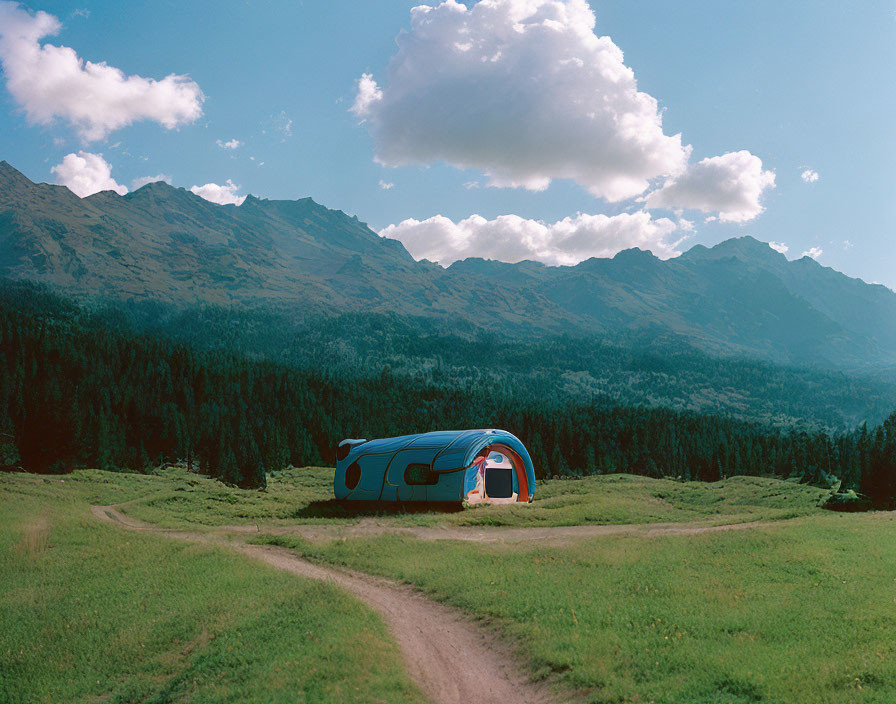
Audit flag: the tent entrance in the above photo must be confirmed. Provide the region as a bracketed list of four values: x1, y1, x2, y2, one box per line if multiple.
[463, 443, 531, 505]
[484, 466, 514, 498]
[465, 445, 525, 504]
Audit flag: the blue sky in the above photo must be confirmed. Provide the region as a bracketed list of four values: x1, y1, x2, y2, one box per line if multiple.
[0, 1, 893, 287]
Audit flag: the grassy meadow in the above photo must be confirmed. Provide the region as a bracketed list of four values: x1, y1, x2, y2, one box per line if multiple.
[3, 466, 893, 704]
[0, 471, 422, 704]
[262, 514, 896, 703]
[113, 465, 830, 530]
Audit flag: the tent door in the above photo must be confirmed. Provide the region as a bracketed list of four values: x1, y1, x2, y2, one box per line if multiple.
[484, 467, 513, 499]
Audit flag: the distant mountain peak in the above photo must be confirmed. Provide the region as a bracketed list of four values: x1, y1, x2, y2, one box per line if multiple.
[242, 194, 317, 207]
[125, 180, 205, 208]
[716, 235, 784, 254]
[682, 236, 786, 266]
[85, 189, 126, 202]
[2, 158, 895, 369]
[131, 180, 178, 193]
[612, 247, 660, 265]
[0, 160, 34, 186]
[0, 160, 82, 205]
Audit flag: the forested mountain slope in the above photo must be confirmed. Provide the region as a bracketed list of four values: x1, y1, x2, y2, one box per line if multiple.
[2, 283, 894, 506]
[2, 160, 896, 369]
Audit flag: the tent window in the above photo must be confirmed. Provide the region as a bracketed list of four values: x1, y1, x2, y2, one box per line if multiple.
[345, 462, 361, 490]
[405, 463, 437, 485]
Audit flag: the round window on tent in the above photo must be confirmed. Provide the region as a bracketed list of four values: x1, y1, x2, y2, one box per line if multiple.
[345, 462, 361, 491]
[404, 463, 438, 485]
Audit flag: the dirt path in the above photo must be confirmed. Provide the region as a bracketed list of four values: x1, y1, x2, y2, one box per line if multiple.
[91, 505, 560, 704]
[93, 504, 786, 703]
[220, 516, 780, 545]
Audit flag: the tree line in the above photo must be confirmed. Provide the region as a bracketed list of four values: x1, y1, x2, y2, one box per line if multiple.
[87, 299, 896, 432]
[1, 287, 894, 506]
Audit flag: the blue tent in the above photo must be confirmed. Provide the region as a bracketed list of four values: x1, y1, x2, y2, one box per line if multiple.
[334, 429, 536, 503]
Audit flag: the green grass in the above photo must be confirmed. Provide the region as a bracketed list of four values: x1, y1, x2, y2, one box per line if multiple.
[0, 472, 422, 704]
[0, 467, 868, 704]
[447, 474, 828, 527]
[113, 466, 829, 530]
[261, 514, 896, 703]
[103, 467, 338, 529]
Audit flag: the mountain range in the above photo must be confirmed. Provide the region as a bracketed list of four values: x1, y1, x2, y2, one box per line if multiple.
[2, 160, 894, 370]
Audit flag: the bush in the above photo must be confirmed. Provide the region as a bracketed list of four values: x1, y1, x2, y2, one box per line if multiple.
[820, 490, 873, 513]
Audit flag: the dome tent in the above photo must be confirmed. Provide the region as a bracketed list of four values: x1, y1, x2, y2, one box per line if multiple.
[335, 429, 536, 504]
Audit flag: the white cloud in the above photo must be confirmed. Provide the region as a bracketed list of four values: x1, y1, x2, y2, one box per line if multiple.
[51, 151, 127, 197]
[769, 241, 789, 254]
[644, 151, 775, 222]
[801, 246, 823, 260]
[353, 0, 691, 202]
[378, 179, 394, 190]
[677, 217, 695, 232]
[351, 73, 382, 120]
[463, 180, 480, 190]
[0, 1, 203, 141]
[190, 179, 246, 206]
[131, 173, 172, 190]
[843, 239, 853, 250]
[800, 168, 819, 183]
[380, 211, 683, 267]
[216, 138, 241, 150]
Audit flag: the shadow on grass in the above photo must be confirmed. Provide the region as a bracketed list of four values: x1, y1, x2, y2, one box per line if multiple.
[294, 499, 464, 519]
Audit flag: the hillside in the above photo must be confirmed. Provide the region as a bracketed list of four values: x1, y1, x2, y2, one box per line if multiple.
[450, 238, 896, 368]
[2, 161, 896, 368]
[0, 161, 570, 335]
